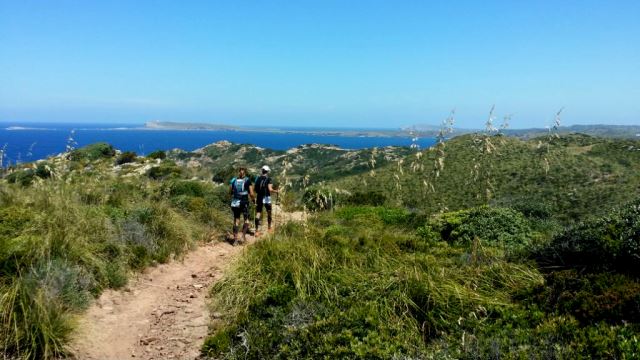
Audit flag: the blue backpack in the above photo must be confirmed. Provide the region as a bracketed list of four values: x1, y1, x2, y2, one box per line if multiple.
[231, 177, 249, 198]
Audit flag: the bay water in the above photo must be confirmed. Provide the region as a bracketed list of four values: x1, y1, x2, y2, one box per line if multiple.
[0, 123, 436, 165]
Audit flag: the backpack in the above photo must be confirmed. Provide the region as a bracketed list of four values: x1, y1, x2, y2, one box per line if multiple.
[255, 175, 268, 194]
[231, 177, 249, 198]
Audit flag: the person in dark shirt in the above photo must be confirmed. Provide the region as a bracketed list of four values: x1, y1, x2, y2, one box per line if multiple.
[229, 167, 254, 245]
[254, 165, 278, 236]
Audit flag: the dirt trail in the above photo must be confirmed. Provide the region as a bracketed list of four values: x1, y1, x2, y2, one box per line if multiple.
[70, 205, 304, 360]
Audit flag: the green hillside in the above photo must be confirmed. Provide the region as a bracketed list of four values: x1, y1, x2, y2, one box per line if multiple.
[2, 134, 640, 359]
[331, 133, 640, 223]
[202, 134, 640, 359]
[171, 140, 413, 189]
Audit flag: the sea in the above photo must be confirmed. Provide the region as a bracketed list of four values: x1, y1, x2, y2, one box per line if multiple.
[0, 122, 436, 165]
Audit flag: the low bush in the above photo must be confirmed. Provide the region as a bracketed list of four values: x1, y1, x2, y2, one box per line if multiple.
[115, 151, 137, 165]
[67, 142, 116, 161]
[146, 161, 182, 180]
[5, 169, 35, 186]
[164, 180, 207, 197]
[534, 198, 640, 274]
[211, 166, 236, 184]
[520, 270, 640, 324]
[344, 191, 387, 206]
[35, 163, 52, 179]
[146, 150, 166, 160]
[418, 206, 532, 252]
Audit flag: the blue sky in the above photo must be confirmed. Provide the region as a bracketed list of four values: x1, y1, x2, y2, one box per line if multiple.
[1, 1, 638, 129]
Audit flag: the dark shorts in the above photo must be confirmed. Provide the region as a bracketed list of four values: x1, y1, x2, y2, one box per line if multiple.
[231, 201, 250, 220]
[256, 197, 272, 213]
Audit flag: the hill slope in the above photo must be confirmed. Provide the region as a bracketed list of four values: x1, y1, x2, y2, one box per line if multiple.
[331, 133, 640, 222]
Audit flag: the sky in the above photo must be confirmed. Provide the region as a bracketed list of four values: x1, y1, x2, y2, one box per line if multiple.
[1, 1, 639, 129]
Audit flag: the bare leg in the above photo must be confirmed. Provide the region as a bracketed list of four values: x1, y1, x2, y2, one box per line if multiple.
[233, 218, 239, 243]
[242, 221, 249, 241]
[255, 211, 261, 233]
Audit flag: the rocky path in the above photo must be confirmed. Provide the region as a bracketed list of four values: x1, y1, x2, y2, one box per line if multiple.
[69, 238, 244, 360]
[70, 206, 304, 360]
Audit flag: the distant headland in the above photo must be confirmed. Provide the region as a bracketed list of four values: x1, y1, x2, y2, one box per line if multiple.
[144, 121, 640, 139]
[143, 121, 411, 138]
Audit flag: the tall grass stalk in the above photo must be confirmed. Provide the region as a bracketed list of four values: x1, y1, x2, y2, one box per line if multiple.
[539, 108, 564, 174]
[471, 106, 500, 203]
[367, 146, 378, 181]
[424, 110, 455, 195]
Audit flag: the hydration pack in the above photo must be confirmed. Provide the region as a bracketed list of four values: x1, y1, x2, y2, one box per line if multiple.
[231, 177, 249, 198]
[255, 175, 268, 194]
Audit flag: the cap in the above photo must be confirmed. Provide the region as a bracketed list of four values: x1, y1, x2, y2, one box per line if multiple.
[261, 165, 271, 172]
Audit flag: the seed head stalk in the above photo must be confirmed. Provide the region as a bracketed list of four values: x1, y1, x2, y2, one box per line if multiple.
[419, 110, 456, 211]
[538, 108, 564, 174]
[471, 106, 501, 203]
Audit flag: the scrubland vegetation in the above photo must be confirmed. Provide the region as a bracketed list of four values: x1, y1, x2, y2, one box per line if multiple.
[204, 204, 640, 358]
[1, 144, 230, 358]
[2, 130, 640, 359]
[203, 133, 640, 359]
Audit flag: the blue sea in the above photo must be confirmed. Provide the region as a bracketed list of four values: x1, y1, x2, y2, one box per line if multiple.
[0, 123, 436, 165]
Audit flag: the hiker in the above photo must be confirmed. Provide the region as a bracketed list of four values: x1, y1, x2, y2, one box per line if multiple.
[254, 165, 278, 236]
[229, 167, 254, 245]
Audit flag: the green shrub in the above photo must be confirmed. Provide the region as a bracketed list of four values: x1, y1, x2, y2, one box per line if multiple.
[419, 206, 532, 251]
[187, 197, 206, 213]
[130, 204, 192, 263]
[201, 327, 235, 356]
[434, 314, 640, 359]
[344, 191, 387, 206]
[535, 198, 640, 274]
[165, 180, 207, 197]
[146, 161, 182, 180]
[105, 262, 128, 288]
[35, 163, 52, 179]
[521, 270, 640, 324]
[115, 151, 137, 165]
[211, 166, 236, 183]
[147, 150, 166, 160]
[508, 199, 553, 219]
[67, 142, 116, 161]
[5, 169, 35, 186]
[203, 186, 230, 210]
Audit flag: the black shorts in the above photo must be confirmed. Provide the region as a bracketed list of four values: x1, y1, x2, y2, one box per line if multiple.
[231, 201, 250, 220]
[256, 197, 272, 213]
